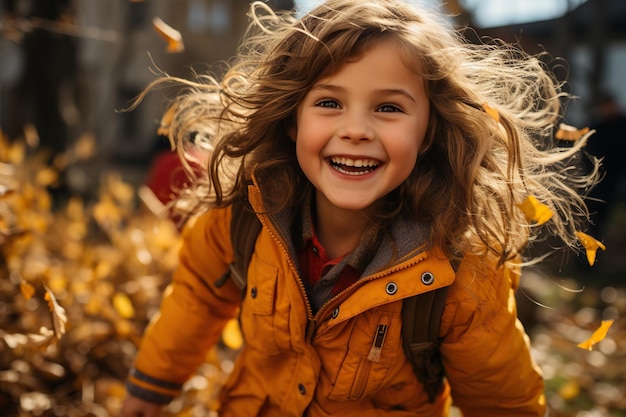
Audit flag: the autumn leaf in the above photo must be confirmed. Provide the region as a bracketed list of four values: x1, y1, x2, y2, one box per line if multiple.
[44, 285, 67, 340]
[93, 195, 122, 227]
[157, 103, 178, 140]
[555, 123, 590, 141]
[107, 175, 135, 204]
[113, 293, 135, 319]
[35, 167, 59, 187]
[517, 195, 553, 226]
[20, 279, 36, 300]
[221, 318, 243, 350]
[8, 141, 25, 165]
[152, 17, 184, 53]
[482, 102, 500, 123]
[0, 327, 57, 352]
[73, 132, 97, 160]
[577, 320, 614, 351]
[575, 231, 606, 266]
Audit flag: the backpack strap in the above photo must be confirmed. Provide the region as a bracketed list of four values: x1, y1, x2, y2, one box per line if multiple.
[214, 197, 261, 291]
[402, 284, 450, 403]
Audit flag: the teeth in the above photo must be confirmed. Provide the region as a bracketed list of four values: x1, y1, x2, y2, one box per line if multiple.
[330, 156, 379, 168]
[329, 156, 379, 176]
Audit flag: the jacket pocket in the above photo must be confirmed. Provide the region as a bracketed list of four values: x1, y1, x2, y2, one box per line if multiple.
[239, 256, 291, 355]
[328, 308, 402, 401]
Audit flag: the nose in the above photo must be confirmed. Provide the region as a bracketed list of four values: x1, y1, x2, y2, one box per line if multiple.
[338, 109, 374, 142]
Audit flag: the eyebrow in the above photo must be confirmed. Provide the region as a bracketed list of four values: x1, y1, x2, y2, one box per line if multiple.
[310, 84, 417, 104]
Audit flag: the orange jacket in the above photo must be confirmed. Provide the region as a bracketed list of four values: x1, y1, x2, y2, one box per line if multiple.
[128, 182, 546, 416]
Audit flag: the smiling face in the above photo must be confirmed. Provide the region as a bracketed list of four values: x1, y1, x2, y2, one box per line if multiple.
[294, 40, 430, 215]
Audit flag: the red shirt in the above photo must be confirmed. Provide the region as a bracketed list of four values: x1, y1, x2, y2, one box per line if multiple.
[297, 231, 360, 297]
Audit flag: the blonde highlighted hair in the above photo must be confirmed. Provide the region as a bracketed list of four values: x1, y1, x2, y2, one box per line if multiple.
[142, 0, 599, 265]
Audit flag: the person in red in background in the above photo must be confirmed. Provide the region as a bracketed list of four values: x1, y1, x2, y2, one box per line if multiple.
[139, 131, 210, 229]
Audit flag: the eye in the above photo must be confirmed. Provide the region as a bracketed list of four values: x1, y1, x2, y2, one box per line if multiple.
[315, 99, 340, 109]
[377, 104, 403, 113]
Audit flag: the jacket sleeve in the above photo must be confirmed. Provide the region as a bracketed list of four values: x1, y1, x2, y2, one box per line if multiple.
[439, 254, 546, 417]
[126, 206, 242, 404]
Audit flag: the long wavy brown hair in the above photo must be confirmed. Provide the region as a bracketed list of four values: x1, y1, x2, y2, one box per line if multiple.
[138, 0, 599, 266]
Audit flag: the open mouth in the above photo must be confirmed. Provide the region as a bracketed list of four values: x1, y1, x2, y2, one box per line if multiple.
[329, 156, 380, 176]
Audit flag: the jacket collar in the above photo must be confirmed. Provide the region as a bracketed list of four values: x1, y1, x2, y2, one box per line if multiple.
[247, 176, 432, 278]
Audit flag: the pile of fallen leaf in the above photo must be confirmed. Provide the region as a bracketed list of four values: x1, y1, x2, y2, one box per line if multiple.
[0, 129, 242, 417]
[522, 269, 626, 417]
[0, 127, 624, 417]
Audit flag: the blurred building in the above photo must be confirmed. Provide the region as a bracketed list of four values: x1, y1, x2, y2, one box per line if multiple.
[0, 0, 292, 194]
[461, 0, 626, 126]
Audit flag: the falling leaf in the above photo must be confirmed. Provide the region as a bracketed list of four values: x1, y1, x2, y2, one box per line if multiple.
[555, 123, 590, 141]
[20, 279, 36, 300]
[575, 231, 606, 266]
[152, 17, 184, 53]
[482, 102, 500, 123]
[113, 293, 135, 319]
[221, 318, 243, 350]
[577, 320, 614, 351]
[44, 286, 67, 340]
[157, 103, 178, 140]
[517, 195, 553, 226]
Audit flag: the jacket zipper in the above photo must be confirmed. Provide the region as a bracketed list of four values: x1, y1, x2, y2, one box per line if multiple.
[257, 208, 429, 343]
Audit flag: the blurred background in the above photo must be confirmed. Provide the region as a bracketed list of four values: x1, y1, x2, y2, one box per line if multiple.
[0, 1, 625, 416]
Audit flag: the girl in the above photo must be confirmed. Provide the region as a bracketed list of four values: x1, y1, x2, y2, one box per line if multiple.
[120, 1, 599, 416]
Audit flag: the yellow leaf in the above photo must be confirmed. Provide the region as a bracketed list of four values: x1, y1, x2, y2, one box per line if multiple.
[20, 279, 36, 300]
[66, 197, 85, 221]
[157, 103, 178, 139]
[575, 231, 606, 266]
[113, 293, 135, 319]
[44, 286, 67, 340]
[108, 176, 135, 204]
[8, 141, 25, 165]
[558, 380, 580, 400]
[517, 195, 553, 226]
[555, 123, 590, 141]
[482, 102, 500, 123]
[73, 132, 96, 160]
[577, 319, 614, 351]
[152, 17, 184, 53]
[221, 318, 243, 350]
[35, 167, 59, 187]
[93, 195, 122, 227]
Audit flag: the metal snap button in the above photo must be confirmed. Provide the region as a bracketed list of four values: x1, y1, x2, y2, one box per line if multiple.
[385, 282, 398, 295]
[331, 307, 340, 319]
[250, 286, 258, 298]
[421, 272, 435, 285]
[298, 383, 306, 395]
